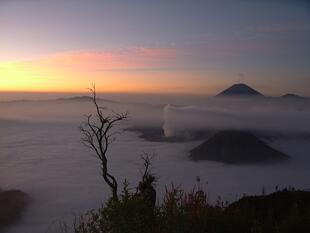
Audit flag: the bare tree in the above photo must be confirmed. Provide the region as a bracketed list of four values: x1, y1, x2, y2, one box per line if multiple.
[137, 153, 157, 207]
[80, 85, 128, 201]
[140, 152, 154, 183]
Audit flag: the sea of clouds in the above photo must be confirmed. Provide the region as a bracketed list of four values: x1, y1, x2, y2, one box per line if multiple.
[0, 95, 309, 233]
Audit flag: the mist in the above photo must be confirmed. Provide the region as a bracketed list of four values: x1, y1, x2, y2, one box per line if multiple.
[163, 98, 310, 137]
[1, 94, 310, 233]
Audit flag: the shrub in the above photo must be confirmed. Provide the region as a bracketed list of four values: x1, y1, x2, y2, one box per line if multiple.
[68, 187, 310, 233]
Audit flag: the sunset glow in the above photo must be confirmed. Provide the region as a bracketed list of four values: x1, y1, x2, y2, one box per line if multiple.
[0, 0, 309, 95]
[0, 48, 222, 94]
[1, 2, 310, 232]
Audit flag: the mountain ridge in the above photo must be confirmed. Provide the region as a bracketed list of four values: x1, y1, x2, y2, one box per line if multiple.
[216, 83, 264, 97]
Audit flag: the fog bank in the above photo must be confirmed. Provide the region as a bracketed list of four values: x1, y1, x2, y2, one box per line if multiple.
[163, 98, 310, 137]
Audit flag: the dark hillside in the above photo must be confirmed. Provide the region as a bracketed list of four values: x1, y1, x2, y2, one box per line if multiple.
[190, 130, 289, 164]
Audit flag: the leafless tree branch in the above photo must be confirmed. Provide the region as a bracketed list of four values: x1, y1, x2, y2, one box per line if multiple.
[80, 84, 128, 201]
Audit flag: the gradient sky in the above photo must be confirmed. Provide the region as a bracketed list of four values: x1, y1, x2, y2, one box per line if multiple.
[1, 0, 310, 95]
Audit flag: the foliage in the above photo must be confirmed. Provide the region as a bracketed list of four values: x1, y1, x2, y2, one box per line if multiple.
[67, 186, 310, 233]
[73, 86, 310, 233]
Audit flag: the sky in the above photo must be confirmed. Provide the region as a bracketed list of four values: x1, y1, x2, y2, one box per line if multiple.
[0, 0, 310, 96]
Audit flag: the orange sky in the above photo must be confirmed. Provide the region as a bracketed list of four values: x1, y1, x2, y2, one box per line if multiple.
[0, 48, 225, 95]
[1, 1, 309, 96]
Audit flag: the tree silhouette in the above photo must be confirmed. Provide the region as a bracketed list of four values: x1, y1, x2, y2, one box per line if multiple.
[80, 85, 128, 201]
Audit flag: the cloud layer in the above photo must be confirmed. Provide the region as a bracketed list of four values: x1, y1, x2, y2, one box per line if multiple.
[163, 99, 310, 137]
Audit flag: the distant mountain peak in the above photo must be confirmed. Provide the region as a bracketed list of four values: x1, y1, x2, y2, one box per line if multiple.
[56, 96, 93, 102]
[216, 83, 264, 97]
[281, 93, 304, 99]
[55, 96, 118, 103]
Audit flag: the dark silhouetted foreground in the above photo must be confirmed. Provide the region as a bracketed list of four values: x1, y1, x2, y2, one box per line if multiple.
[66, 187, 310, 233]
[0, 189, 30, 231]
